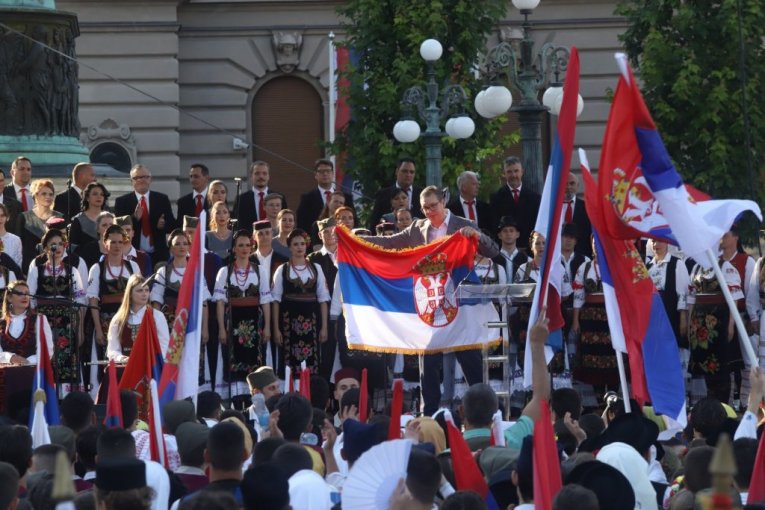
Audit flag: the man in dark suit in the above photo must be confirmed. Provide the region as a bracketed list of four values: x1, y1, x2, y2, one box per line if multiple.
[368, 157, 423, 230]
[54, 162, 96, 225]
[113, 164, 177, 266]
[5, 156, 33, 216]
[446, 170, 493, 233]
[296, 159, 354, 238]
[176, 163, 210, 220]
[563, 172, 592, 257]
[361, 186, 499, 415]
[236, 161, 287, 234]
[489, 156, 540, 250]
[0, 169, 22, 236]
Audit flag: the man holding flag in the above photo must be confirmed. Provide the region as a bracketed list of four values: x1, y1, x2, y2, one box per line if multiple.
[359, 185, 498, 415]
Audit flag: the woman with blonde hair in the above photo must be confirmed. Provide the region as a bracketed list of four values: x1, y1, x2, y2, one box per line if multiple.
[18, 179, 63, 270]
[205, 201, 233, 259]
[206, 180, 228, 208]
[107, 274, 169, 363]
[0, 280, 53, 365]
[273, 208, 296, 259]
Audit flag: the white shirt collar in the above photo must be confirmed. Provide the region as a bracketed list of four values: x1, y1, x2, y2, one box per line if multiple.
[134, 191, 150, 202]
[507, 183, 522, 193]
[10, 312, 27, 320]
[253, 186, 268, 195]
[193, 189, 207, 199]
[72, 185, 83, 195]
[318, 185, 335, 194]
[13, 183, 28, 193]
[256, 248, 273, 259]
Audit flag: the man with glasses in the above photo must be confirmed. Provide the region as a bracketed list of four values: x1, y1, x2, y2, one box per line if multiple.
[296, 159, 354, 235]
[177, 163, 210, 219]
[360, 185, 499, 414]
[114, 164, 177, 265]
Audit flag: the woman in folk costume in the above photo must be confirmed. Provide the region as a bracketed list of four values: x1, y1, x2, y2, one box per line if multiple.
[18, 179, 63, 271]
[85, 225, 141, 397]
[687, 229, 748, 405]
[0, 280, 53, 365]
[214, 229, 271, 407]
[150, 229, 210, 344]
[272, 228, 330, 377]
[27, 228, 87, 395]
[571, 236, 618, 400]
[646, 239, 691, 383]
[106, 274, 169, 362]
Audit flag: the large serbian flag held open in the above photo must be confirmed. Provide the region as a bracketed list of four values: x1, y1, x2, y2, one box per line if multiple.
[336, 227, 500, 353]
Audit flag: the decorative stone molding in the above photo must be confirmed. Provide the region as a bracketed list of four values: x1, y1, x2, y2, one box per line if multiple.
[81, 118, 137, 162]
[271, 31, 303, 73]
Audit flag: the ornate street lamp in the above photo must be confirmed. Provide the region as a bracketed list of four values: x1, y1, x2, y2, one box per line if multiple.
[476, 0, 583, 194]
[393, 39, 475, 188]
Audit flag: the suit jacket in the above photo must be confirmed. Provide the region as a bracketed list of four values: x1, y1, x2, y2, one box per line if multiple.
[307, 250, 338, 293]
[360, 213, 498, 258]
[53, 187, 82, 225]
[489, 185, 541, 249]
[114, 190, 177, 265]
[297, 188, 355, 233]
[368, 184, 423, 231]
[0, 194, 22, 235]
[235, 189, 288, 233]
[446, 196, 494, 234]
[570, 197, 592, 257]
[176, 191, 210, 221]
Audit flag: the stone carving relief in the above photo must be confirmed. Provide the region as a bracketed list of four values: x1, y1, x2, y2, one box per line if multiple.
[82, 118, 138, 163]
[272, 31, 303, 73]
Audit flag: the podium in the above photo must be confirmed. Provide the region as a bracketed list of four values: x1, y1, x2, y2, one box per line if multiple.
[457, 283, 535, 417]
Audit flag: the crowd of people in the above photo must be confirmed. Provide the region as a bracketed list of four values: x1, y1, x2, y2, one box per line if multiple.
[0, 153, 762, 509]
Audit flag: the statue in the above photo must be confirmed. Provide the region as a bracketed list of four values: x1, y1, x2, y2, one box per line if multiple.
[272, 31, 303, 73]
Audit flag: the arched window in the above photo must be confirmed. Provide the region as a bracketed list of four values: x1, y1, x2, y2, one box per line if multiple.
[90, 142, 132, 173]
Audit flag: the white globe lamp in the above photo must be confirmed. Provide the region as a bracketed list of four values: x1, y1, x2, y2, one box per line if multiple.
[482, 85, 513, 117]
[419, 39, 443, 62]
[451, 116, 475, 139]
[393, 120, 421, 143]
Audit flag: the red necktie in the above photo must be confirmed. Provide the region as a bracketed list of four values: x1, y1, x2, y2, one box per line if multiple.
[465, 200, 476, 221]
[512, 189, 519, 204]
[195, 195, 204, 215]
[19, 188, 29, 211]
[324, 190, 332, 204]
[565, 200, 573, 223]
[258, 191, 266, 220]
[140, 195, 153, 246]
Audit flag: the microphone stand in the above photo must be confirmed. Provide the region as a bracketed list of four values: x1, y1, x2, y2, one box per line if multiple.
[232, 178, 242, 228]
[224, 264, 234, 408]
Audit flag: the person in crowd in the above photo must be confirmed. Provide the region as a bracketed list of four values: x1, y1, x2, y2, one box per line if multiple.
[205, 201, 233, 260]
[150, 229, 209, 345]
[369, 157, 422, 230]
[316, 190, 347, 225]
[490, 156, 540, 250]
[272, 208, 296, 259]
[388, 448, 443, 510]
[69, 182, 110, 252]
[5, 157, 33, 214]
[0, 212, 20, 300]
[174, 422, 210, 493]
[236, 161, 287, 231]
[27, 228, 87, 394]
[394, 207, 413, 232]
[687, 230, 745, 404]
[114, 164, 177, 266]
[94, 457, 154, 510]
[274, 393, 326, 475]
[0, 280, 53, 365]
[307, 218, 338, 381]
[571, 237, 618, 397]
[114, 215, 151, 276]
[263, 193, 284, 234]
[380, 188, 410, 225]
[241, 463, 290, 510]
[334, 206, 355, 231]
[359, 186, 498, 414]
[272, 229, 330, 376]
[493, 216, 529, 284]
[78, 211, 114, 269]
[196, 390, 223, 427]
[559, 223, 589, 389]
[297, 159, 354, 235]
[85, 225, 140, 393]
[177, 164, 210, 220]
[562, 173, 592, 257]
[18, 179, 62, 271]
[0, 169, 23, 237]
[206, 180, 228, 211]
[106, 274, 169, 363]
[213, 230, 272, 407]
[647, 238, 691, 381]
[55, 162, 96, 225]
[60, 391, 96, 435]
[0, 425, 33, 501]
[244, 366, 282, 429]
[0, 204, 22, 271]
[447, 170, 493, 232]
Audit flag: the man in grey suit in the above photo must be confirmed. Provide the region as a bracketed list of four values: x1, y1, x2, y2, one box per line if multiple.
[360, 185, 499, 414]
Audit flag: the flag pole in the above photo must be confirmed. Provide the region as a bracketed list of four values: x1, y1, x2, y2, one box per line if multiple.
[328, 31, 337, 174]
[615, 350, 632, 413]
[704, 248, 758, 368]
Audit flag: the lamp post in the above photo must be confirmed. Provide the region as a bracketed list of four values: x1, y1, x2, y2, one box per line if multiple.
[393, 39, 475, 188]
[475, 0, 583, 194]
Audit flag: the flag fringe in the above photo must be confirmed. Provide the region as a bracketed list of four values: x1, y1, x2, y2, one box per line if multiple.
[346, 337, 503, 355]
[337, 225, 460, 256]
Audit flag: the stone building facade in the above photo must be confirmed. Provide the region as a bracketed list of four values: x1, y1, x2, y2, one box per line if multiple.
[58, 0, 626, 205]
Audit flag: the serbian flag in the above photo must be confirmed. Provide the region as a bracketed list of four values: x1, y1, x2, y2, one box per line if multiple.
[104, 360, 123, 428]
[581, 150, 686, 427]
[30, 315, 58, 447]
[597, 53, 761, 265]
[533, 402, 562, 510]
[522, 47, 579, 388]
[119, 306, 164, 422]
[335, 227, 499, 353]
[444, 411, 500, 510]
[158, 211, 206, 406]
